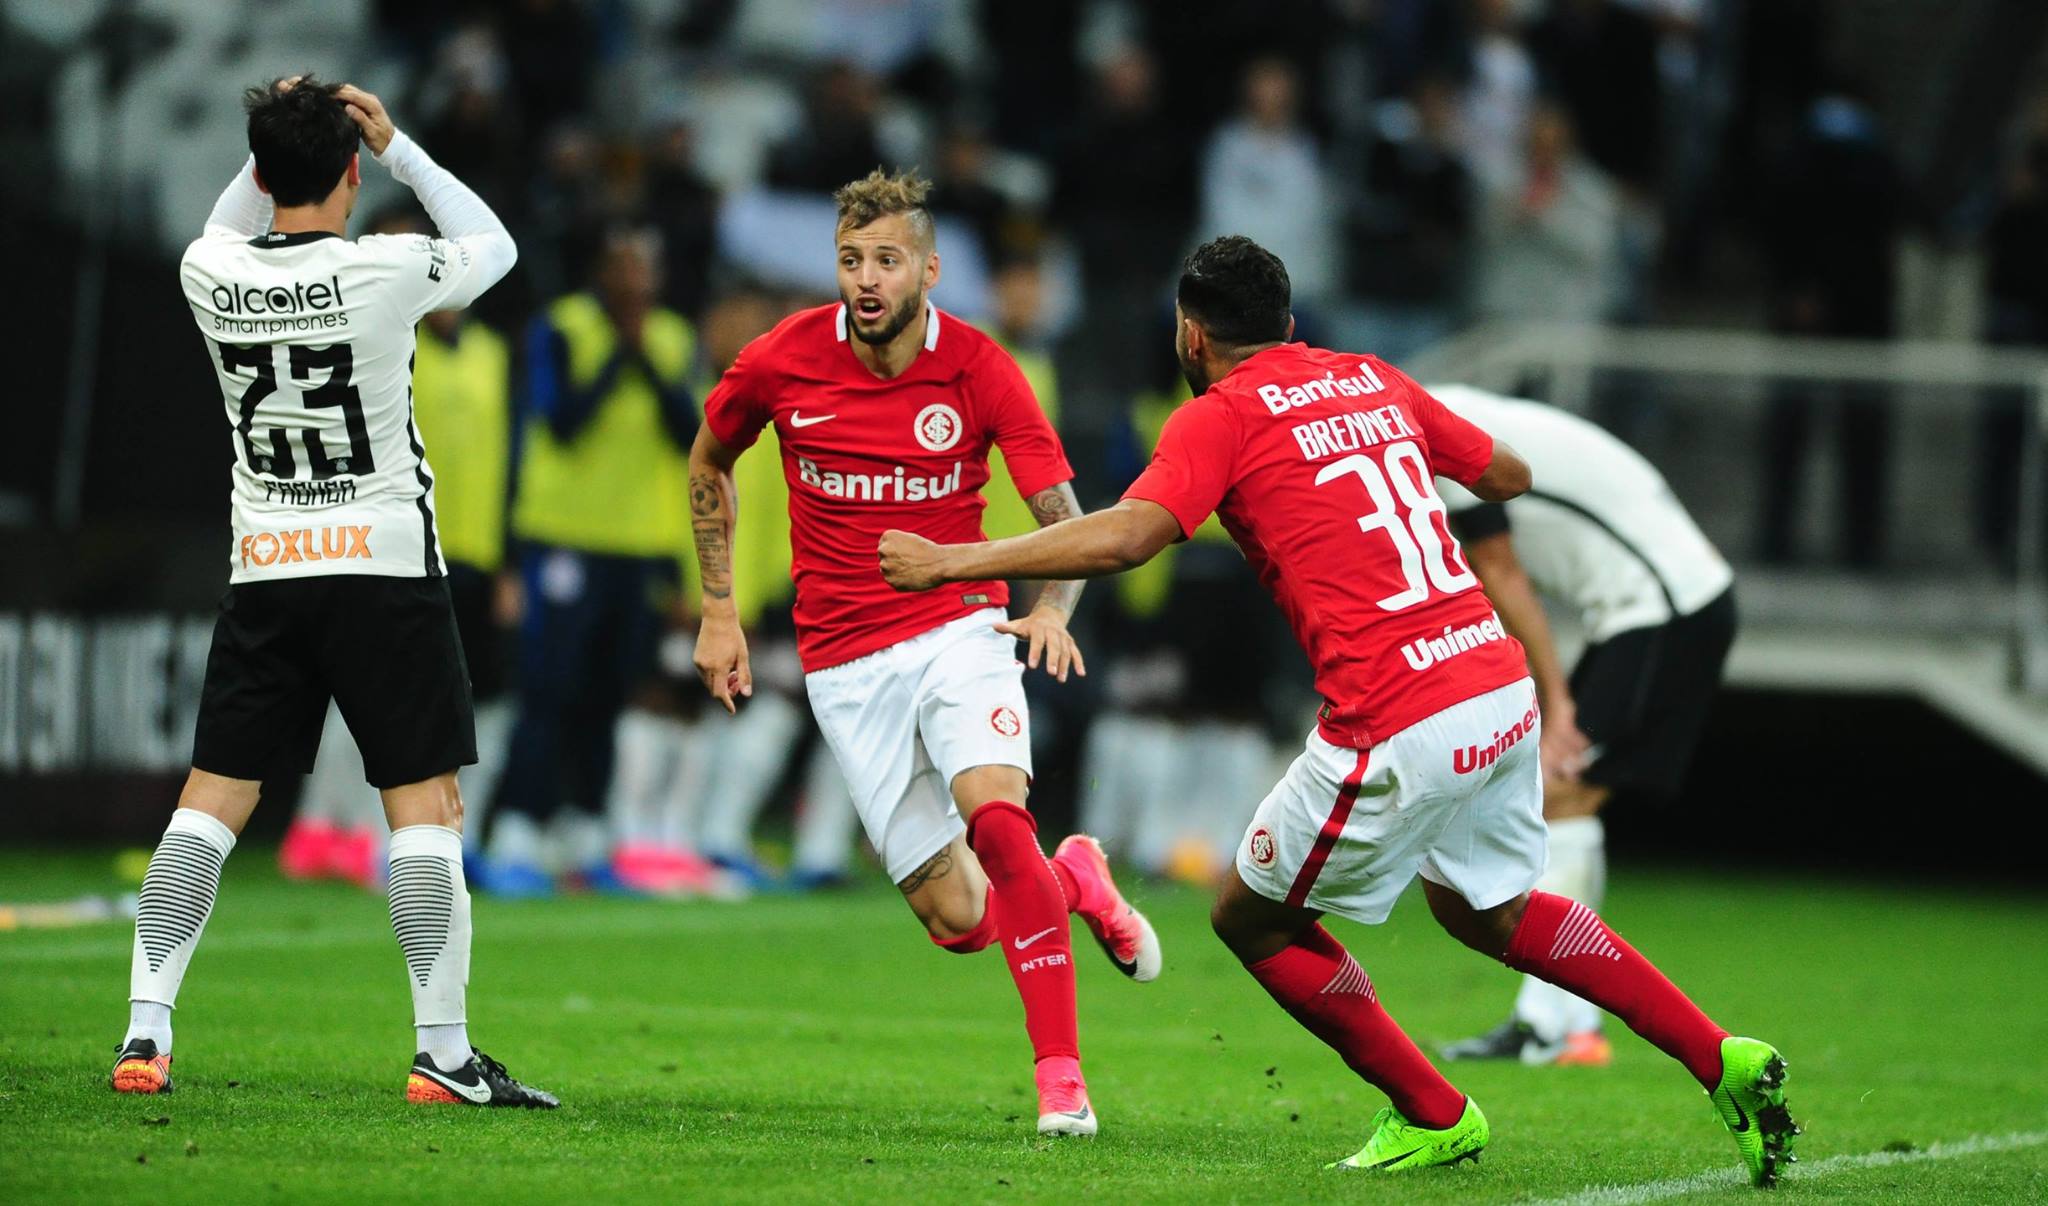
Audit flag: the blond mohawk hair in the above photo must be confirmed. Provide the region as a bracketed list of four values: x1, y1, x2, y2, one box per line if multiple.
[834, 168, 936, 251]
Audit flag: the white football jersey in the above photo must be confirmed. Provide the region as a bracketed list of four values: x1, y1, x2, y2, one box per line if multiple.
[181, 227, 493, 582]
[1430, 384, 1733, 642]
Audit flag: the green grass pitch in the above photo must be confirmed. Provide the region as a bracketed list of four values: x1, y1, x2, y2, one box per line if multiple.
[2, 848, 2045, 1203]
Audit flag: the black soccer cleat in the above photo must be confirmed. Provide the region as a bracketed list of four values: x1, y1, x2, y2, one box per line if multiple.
[1440, 1018, 1550, 1063]
[406, 1047, 558, 1108]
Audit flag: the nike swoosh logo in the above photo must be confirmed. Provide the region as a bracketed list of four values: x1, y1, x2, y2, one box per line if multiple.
[420, 1065, 492, 1103]
[1013, 926, 1059, 949]
[789, 412, 836, 428]
[1727, 1095, 1751, 1133]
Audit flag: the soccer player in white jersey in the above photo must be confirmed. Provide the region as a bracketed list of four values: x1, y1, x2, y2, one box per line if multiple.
[1428, 385, 1737, 1069]
[110, 77, 554, 1107]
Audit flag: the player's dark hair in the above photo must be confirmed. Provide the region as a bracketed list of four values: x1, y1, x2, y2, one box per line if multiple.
[242, 75, 360, 208]
[1177, 235, 1292, 348]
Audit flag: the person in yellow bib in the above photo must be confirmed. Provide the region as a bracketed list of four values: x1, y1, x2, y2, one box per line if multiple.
[479, 227, 700, 895]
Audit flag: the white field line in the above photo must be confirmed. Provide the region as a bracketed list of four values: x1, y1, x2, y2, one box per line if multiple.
[0, 904, 821, 964]
[1537, 1129, 2048, 1205]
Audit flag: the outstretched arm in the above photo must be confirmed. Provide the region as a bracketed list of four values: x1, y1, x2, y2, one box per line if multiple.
[881, 498, 1183, 592]
[994, 480, 1090, 682]
[202, 155, 274, 238]
[689, 426, 751, 712]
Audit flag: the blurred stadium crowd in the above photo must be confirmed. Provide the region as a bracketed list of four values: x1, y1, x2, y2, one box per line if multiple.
[5, 0, 2048, 892]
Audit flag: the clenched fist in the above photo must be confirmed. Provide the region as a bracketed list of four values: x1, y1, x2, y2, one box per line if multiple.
[878, 529, 950, 592]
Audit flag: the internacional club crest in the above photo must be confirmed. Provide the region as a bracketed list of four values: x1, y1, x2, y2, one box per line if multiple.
[989, 706, 1023, 738]
[914, 403, 963, 452]
[1249, 827, 1276, 867]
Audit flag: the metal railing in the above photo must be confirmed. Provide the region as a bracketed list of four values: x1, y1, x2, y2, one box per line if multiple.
[1404, 322, 2048, 696]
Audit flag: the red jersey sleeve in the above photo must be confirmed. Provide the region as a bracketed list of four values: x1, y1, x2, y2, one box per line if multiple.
[702, 335, 774, 453]
[1122, 397, 1243, 538]
[980, 345, 1072, 497]
[1387, 364, 1494, 485]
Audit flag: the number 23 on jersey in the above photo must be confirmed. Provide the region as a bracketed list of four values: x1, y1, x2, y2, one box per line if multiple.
[214, 339, 375, 480]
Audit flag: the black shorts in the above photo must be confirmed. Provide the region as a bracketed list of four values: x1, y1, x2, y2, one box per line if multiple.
[1571, 588, 1736, 799]
[191, 575, 477, 790]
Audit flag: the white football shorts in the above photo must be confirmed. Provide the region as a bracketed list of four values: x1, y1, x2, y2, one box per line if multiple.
[1237, 678, 1547, 925]
[804, 609, 1033, 884]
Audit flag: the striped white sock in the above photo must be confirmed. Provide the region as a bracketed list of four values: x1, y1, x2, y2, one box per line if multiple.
[387, 824, 472, 1068]
[126, 808, 238, 1051]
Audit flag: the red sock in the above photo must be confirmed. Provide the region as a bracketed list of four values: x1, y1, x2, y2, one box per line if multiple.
[967, 802, 1079, 1062]
[930, 886, 998, 954]
[1245, 925, 1465, 1130]
[1505, 891, 1728, 1088]
[1049, 859, 1081, 912]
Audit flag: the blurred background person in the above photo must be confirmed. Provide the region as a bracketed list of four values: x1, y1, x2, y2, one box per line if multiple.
[1471, 102, 1622, 326]
[481, 226, 698, 895]
[1754, 79, 1902, 570]
[1197, 56, 1340, 314]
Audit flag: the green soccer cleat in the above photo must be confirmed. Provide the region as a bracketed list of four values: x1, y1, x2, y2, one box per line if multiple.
[1327, 1097, 1489, 1171]
[1710, 1036, 1800, 1187]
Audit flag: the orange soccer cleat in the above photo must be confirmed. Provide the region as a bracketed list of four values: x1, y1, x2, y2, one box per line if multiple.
[110, 1039, 174, 1094]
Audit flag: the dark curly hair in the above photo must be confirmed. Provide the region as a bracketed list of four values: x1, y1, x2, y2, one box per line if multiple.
[242, 75, 360, 208]
[1176, 235, 1292, 347]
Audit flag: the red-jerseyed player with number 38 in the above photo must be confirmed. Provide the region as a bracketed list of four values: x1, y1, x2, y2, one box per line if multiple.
[880, 236, 1797, 1182]
[688, 170, 1160, 1138]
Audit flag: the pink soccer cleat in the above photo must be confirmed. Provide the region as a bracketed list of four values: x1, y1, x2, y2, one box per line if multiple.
[1034, 1055, 1097, 1137]
[1053, 835, 1163, 982]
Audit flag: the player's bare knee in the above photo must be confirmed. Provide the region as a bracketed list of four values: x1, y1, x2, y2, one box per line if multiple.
[176, 769, 263, 834]
[951, 766, 1030, 816]
[382, 772, 463, 832]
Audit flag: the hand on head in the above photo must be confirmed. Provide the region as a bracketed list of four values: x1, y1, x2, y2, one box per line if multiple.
[336, 84, 395, 156]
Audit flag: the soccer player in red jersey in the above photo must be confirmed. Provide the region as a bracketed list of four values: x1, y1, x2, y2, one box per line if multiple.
[687, 170, 1162, 1137]
[880, 236, 1797, 1181]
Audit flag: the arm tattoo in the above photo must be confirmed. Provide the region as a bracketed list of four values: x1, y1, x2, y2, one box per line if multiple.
[690, 470, 736, 600]
[1024, 482, 1086, 616]
[896, 847, 953, 894]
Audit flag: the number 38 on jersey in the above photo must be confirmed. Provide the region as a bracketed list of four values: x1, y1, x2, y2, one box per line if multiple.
[1313, 441, 1476, 611]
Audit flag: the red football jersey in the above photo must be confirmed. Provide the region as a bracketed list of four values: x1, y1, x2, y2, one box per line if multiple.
[1124, 343, 1528, 748]
[704, 302, 1073, 671]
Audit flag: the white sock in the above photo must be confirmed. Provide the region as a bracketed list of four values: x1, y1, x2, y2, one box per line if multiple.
[1514, 815, 1607, 1041]
[387, 824, 472, 1069]
[486, 810, 546, 867]
[696, 692, 800, 858]
[548, 810, 610, 873]
[790, 745, 859, 875]
[460, 698, 515, 850]
[126, 808, 238, 1052]
[659, 719, 712, 851]
[609, 709, 678, 847]
[126, 1001, 172, 1051]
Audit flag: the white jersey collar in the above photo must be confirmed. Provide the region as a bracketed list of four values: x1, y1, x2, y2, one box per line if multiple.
[834, 300, 940, 350]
